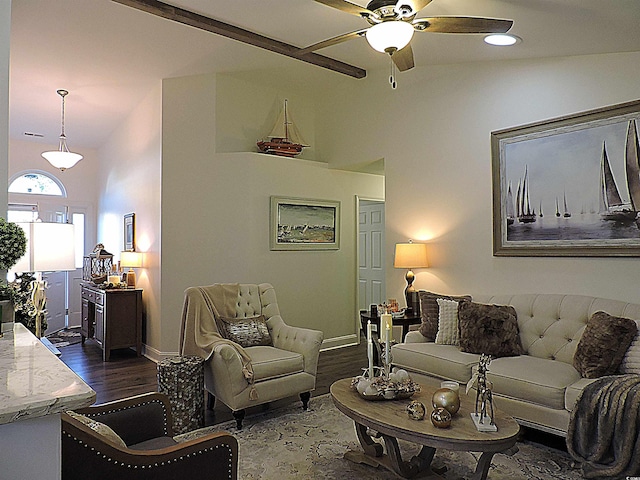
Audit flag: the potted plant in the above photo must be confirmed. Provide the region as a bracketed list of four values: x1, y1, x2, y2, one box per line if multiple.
[0, 218, 27, 334]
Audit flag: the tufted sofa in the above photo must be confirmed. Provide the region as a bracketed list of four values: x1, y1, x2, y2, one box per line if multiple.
[181, 283, 324, 429]
[391, 293, 640, 436]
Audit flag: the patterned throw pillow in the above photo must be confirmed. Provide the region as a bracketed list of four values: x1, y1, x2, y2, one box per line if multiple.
[573, 311, 638, 378]
[217, 315, 272, 348]
[458, 301, 523, 357]
[66, 411, 127, 447]
[418, 291, 472, 342]
[435, 298, 461, 345]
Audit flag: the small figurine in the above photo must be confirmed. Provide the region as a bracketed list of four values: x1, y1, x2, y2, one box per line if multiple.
[474, 354, 495, 427]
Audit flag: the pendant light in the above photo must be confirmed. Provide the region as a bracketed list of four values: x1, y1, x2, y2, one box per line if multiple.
[42, 89, 83, 171]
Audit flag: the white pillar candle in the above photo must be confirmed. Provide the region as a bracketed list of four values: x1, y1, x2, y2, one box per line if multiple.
[367, 320, 374, 378]
[385, 323, 391, 367]
[380, 313, 392, 343]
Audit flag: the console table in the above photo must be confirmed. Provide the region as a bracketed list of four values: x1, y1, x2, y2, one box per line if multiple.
[81, 283, 143, 361]
[0, 323, 95, 479]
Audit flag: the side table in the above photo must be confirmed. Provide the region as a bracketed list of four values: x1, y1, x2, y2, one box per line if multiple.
[157, 355, 205, 435]
[360, 311, 421, 366]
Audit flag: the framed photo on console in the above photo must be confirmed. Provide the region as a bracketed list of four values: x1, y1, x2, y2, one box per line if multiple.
[270, 196, 340, 251]
[492, 99, 640, 257]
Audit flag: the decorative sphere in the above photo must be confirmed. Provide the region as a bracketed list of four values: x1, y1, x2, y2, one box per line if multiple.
[432, 388, 460, 415]
[356, 379, 370, 395]
[431, 407, 452, 428]
[406, 400, 426, 420]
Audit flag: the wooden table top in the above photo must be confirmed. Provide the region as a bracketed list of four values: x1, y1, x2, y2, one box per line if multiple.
[330, 378, 520, 453]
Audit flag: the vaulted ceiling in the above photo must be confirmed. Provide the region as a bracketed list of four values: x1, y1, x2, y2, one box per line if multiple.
[9, 0, 640, 151]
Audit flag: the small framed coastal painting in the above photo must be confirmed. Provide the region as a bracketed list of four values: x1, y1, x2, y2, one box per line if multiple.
[492, 99, 640, 257]
[124, 213, 135, 252]
[270, 196, 340, 250]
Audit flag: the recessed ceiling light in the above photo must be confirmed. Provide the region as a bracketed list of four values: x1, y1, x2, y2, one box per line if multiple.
[484, 34, 521, 46]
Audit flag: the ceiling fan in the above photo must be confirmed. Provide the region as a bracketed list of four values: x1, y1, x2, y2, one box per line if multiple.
[301, 0, 514, 72]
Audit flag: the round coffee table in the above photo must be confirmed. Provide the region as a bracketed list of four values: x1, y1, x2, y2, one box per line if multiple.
[330, 378, 520, 479]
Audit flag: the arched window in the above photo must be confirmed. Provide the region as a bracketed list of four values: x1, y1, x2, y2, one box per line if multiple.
[8, 170, 67, 197]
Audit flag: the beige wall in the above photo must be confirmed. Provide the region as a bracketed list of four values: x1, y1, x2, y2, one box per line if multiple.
[160, 73, 384, 355]
[318, 52, 640, 304]
[0, 1, 10, 214]
[97, 85, 162, 353]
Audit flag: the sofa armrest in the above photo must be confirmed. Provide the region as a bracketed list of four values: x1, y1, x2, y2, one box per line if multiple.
[404, 330, 430, 343]
[74, 392, 173, 444]
[62, 414, 238, 480]
[268, 315, 324, 375]
[208, 343, 253, 398]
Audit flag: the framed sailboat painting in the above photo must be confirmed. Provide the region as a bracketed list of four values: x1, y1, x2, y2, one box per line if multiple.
[270, 196, 340, 250]
[492, 99, 640, 256]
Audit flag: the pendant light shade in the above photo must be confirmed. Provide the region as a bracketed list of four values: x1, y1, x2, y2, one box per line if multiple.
[42, 89, 83, 171]
[366, 21, 414, 53]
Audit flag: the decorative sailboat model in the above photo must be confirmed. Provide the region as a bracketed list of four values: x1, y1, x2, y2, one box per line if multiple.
[257, 99, 309, 157]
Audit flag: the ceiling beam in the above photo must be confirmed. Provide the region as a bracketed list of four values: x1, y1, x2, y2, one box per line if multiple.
[112, 0, 367, 79]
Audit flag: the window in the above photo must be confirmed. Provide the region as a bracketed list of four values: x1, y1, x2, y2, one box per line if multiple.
[9, 171, 66, 197]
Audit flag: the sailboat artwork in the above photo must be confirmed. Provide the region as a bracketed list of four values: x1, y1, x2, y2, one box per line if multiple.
[598, 120, 640, 223]
[257, 99, 309, 157]
[516, 166, 536, 223]
[505, 183, 515, 225]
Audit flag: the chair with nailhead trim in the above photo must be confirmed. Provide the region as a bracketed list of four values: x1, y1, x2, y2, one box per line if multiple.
[61, 392, 238, 480]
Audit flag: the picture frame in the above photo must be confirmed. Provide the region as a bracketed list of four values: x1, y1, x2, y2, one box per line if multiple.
[492, 99, 640, 257]
[270, 196, 340, 251]
[124, 213, 135, 252]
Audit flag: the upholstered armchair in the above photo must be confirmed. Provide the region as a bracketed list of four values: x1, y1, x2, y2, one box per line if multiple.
[61, 392, 238, 480]
[180, 283, 324, 429]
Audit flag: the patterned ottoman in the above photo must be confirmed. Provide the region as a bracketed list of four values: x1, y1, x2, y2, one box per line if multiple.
[157, 355, 204, 434]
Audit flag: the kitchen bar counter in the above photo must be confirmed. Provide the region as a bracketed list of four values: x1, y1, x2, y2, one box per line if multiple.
[0, 323, 96, 479]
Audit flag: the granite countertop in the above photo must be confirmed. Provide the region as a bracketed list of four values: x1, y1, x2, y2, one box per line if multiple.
[0, 323, 96, 425]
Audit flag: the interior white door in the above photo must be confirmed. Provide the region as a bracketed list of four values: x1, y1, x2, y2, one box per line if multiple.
[358, 200, 385, 312]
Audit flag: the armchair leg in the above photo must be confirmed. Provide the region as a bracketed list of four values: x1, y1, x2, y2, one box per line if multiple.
[233, 409, 245, 429]
[207, 391, 215, 410]
[300, 392, 311, 411]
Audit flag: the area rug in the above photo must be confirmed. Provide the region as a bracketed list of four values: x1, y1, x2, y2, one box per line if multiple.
[175, 394, 582, 479]
[45, 327, 82, 348]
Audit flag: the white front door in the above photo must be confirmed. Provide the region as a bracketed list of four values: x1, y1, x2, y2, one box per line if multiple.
[358, 199, 385, 312]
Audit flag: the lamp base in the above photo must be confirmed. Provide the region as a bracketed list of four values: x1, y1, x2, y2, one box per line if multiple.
[126, 270, 137, 288]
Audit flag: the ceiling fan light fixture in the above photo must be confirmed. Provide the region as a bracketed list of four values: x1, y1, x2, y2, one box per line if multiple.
[366, 21, 414, 53]
[484, 33, 520, 46]
[41, 89, 83, 171]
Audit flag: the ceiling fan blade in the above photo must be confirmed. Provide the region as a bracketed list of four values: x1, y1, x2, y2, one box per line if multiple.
[414, 17, 513, 34]
[314, 0, 373, 17]
[299, 28, 369, 55]
[392, 44, 415, 71]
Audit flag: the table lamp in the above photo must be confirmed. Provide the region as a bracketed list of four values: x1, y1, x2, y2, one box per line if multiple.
[120, 251, 142, 288]
[394, 241, 428, 314]
[14, 222, 76, 338]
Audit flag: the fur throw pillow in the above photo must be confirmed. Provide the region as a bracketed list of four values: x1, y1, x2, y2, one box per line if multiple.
[573, 311, 638, 378]
[418, 291, 472, 341]
[458, 301, 524, 358]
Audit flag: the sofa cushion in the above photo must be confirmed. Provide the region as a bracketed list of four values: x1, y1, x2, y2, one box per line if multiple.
[391, 342, 480, 384]
[573, 311, 637, 378]
[565, 377, 598, 412]
[418, 291, 472, 341]
[486, 356, 581, 410]
[458, 301, 524, 358]
[218, 315, 272, 348]
[435, 298, 461, 346]
[246, 346, 304, 382]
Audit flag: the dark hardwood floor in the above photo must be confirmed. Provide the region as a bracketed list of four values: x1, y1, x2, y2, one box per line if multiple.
[58, 336, 367, 427]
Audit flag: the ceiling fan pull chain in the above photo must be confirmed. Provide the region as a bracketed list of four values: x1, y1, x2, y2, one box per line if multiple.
[389, 56, 397, 89]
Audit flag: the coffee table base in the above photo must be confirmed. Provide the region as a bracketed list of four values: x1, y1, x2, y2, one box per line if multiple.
[345, 422, 518, 480]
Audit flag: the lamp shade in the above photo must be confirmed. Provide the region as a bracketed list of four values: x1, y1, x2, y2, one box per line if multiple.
[120, 251, 142, 268]
[394, 242, 429, 269]
[366, 21, 414, 53]
[13, 222, 76, 272]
